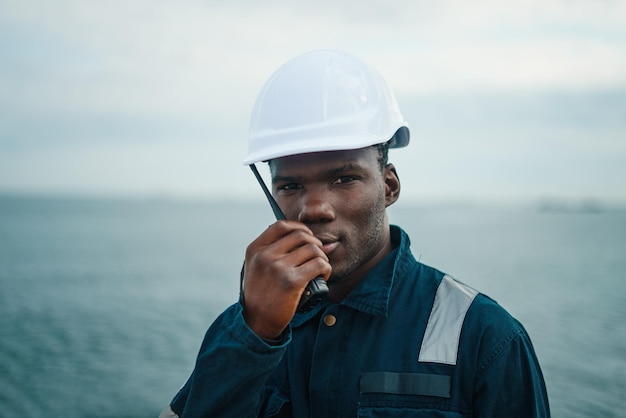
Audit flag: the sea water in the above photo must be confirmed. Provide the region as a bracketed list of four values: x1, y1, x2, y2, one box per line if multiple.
[0, 195, 624, 417]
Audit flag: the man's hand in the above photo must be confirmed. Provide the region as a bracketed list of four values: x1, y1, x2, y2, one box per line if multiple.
[242, 221, 331, 340]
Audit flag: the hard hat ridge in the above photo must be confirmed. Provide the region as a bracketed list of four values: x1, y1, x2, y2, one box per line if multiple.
[244, 49, 410, 165]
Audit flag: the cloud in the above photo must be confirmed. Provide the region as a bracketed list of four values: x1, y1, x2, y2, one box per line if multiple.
[3, 0, 625, 112]
[1, 0, 625, 200]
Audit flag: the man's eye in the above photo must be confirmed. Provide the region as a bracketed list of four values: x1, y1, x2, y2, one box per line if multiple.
[334, 176, 356, 184]
[278, 183, 301, 191]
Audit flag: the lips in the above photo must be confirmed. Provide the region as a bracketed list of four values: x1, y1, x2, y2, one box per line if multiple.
[316, 233, 340, 255]
[321, 241, 339, 255]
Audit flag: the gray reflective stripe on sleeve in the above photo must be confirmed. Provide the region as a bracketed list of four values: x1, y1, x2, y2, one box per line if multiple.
[158, 406, 179, 418]
[360, 371, 451, 398]
[418, 275, 478, 365]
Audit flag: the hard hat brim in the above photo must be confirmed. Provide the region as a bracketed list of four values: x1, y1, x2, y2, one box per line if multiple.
[243, 125, 409, 165]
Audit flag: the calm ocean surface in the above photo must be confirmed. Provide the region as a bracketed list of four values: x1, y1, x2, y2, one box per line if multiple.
[0, 195, 624, 417]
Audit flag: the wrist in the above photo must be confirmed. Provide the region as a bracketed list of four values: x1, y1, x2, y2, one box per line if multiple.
[242, 306, 286, 341]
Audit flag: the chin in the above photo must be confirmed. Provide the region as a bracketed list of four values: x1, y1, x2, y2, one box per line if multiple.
[326, 262, 356, 285]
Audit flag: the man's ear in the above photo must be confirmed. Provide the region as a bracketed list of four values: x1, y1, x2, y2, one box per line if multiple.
[384, 164, 400, 207]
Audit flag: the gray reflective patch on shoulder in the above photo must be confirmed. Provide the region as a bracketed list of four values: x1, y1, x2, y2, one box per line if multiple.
[418, 275, 478, 365]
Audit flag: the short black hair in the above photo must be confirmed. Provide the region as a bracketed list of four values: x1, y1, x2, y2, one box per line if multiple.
[375, 142, 389, 170]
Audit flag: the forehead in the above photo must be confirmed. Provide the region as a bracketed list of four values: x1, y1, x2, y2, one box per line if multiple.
[270, 147, 379, 176]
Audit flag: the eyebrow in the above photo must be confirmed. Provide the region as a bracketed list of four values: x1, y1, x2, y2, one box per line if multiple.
[272, 163, 365, 184]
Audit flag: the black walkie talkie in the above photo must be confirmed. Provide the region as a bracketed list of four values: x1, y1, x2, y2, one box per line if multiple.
[250, 164, 329, 313]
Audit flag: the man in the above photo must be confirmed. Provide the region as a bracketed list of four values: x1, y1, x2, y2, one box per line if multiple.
[160, 50, 550, 417]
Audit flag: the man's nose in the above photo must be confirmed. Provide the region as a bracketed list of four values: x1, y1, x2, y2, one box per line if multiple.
[297, 190, 335, 224]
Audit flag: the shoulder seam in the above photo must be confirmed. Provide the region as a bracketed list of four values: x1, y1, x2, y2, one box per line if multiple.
[476, 326, 523, 378]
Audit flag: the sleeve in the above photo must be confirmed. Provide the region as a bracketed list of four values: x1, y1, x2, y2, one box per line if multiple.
[472, 325, 550, 417]
[162, 303, 291, 418]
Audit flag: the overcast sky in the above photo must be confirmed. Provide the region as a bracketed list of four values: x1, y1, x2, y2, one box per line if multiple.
[1, 0, 625, 204]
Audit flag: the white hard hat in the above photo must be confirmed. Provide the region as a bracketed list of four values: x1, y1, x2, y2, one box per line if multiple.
[243, 49, 410, 165]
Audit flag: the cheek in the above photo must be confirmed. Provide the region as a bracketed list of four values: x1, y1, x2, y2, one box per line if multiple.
[342, 187, 386, 230]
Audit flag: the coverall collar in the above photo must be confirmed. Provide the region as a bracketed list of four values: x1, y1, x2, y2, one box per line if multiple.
[291, 225, 413, 327]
